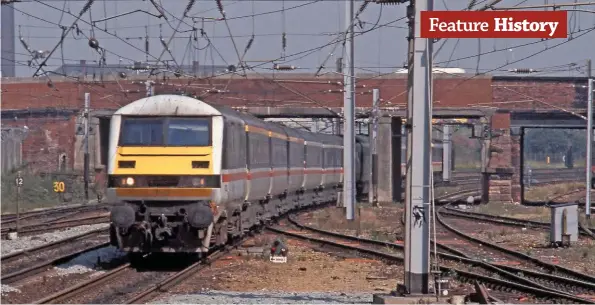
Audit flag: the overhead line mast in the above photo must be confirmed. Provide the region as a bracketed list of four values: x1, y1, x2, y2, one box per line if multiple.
[344, 0, 356, 221]
[401, 0, 433, 295]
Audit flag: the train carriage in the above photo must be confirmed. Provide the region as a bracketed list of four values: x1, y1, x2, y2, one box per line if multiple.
[319, 133, 344, 199]
[107, 95, 357, 256]
[277, 125, 306, 203]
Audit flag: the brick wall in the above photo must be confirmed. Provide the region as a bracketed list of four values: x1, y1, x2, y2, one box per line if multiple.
[2, 116, 75, 172]
[488, 129, 512, 169]
[2, 75, 493, 110]
[488, 174, 513, 203]
[1, 75, 586, 178]
[492, 77, 587, 110]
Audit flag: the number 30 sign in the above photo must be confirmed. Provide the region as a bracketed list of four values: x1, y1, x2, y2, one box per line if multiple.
[53, 181, 66, 193]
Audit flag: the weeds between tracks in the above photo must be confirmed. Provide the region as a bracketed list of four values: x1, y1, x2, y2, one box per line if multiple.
[272, 214, 594, 304]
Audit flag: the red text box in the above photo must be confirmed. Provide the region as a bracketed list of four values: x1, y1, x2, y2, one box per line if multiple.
[420, 11, 568, 39]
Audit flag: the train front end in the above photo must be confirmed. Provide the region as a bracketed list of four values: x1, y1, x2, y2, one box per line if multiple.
[106, 95, 223, 254]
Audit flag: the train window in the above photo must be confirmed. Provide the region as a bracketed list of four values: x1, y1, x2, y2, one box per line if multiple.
[324, 149, 331, 168]
[223, 122, 240, 169]
[306, 145, 321, 168]
[167, 119, 210, 146]
[120, 118, 163, 146]
[290, 142, 301, 167]
[272, 138, 287, 167]
[249, 134, 270, 168]
[120, 117, 211, 146]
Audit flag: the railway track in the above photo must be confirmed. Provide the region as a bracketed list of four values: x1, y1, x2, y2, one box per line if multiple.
[441, 207, 595, 238]
[2, 168, 586, 303]
[31, 254, 213, 304]
[435, 169, 584, 191]
[1, 228, 109, 265]
[1, 215, 109, 239]
[266, 188, 595, 303]
[435, 192, 595, 277]
[25, 204, 326, 304]
[435, 209, 595, 296]
[267, 216, 594, 304]
[1, 229, 112, 300]
[1, 203, 111, 225]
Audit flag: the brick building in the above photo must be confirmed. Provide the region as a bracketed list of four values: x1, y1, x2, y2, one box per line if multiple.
[0, 73, 589, 202]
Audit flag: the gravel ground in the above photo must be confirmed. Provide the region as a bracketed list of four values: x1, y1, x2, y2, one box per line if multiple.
[53, 246, 125, 276]
[153, 290, 374, 304]
[0, 223, 109, 256]
[0, 285, 21, 297]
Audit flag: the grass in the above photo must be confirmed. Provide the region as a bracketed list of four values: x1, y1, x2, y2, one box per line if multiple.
[474, 203, 552, 222]
[453, 162, 481, 170]
[525, 159, 587, 169]
[474, 198, 595, 229]
[524, 182, 584, 202]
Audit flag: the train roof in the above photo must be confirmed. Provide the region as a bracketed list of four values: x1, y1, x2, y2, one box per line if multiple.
[114, 95, 222, 116]
[271, 122, 306, 140]
[115, 95, 288, 134]
[115, 95, 343, 143]
[210, 103, 286, 135]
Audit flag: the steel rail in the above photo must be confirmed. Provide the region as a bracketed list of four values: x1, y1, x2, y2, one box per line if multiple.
[435, 207, 595, 282]
[1, 228, 108, 263]
[2, 242, 110, 284]
[266, 224, 593, 304]
[1, 203, 111, 223]
[286, 215, 595, 295]
[32, 263, 132, 304]
[441, 207, 595, 236]
[1, 215, 109, 238]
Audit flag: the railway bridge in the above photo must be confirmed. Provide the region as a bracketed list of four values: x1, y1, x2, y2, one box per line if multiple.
[1, 73, 591, 204]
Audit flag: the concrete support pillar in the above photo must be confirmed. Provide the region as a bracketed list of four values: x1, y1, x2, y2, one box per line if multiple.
[510, 128, 522, 203]
[480, 127, 490, 204]
[442, 125, 452, 182]
[376, 117, 402, 202]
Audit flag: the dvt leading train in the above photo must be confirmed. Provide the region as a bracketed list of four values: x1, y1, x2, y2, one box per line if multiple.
[107, 95, 373, 255]
[107, 95, 444, 256]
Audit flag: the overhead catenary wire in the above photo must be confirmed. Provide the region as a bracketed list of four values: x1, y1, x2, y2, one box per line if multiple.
[148, 0, 196, 76]
[215, 0, 245, 75]
[315, 0, 373, 77]
[22, 0, 404, 81]
[11, 0, 588, 116]
[32, 0, 95, 77]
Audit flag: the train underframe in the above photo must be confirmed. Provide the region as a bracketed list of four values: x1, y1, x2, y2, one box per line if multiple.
[109, 185, 351, 255]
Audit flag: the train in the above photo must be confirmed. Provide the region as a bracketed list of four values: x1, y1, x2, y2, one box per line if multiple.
[106, 95, 444, 257]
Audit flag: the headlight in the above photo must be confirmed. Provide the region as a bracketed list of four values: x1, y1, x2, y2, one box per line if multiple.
[125, 177, 135, 186]
[191, 177, 205, 187]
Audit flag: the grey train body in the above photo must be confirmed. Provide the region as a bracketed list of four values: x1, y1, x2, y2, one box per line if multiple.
[107, 95, 371, 254]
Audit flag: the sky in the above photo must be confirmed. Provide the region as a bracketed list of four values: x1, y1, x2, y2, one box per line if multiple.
[4, 0, 595, 78]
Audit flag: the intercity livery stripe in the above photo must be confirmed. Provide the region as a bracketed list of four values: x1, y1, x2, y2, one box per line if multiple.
[289, 137, 305, 144]
[245, 125, 317, 144]
[221, 168, 344, 182]
[245, 125, 286, 140]
[115, 188, 212, 197]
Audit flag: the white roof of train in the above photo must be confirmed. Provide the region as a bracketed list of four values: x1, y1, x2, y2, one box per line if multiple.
[114, 95, 221, 116]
